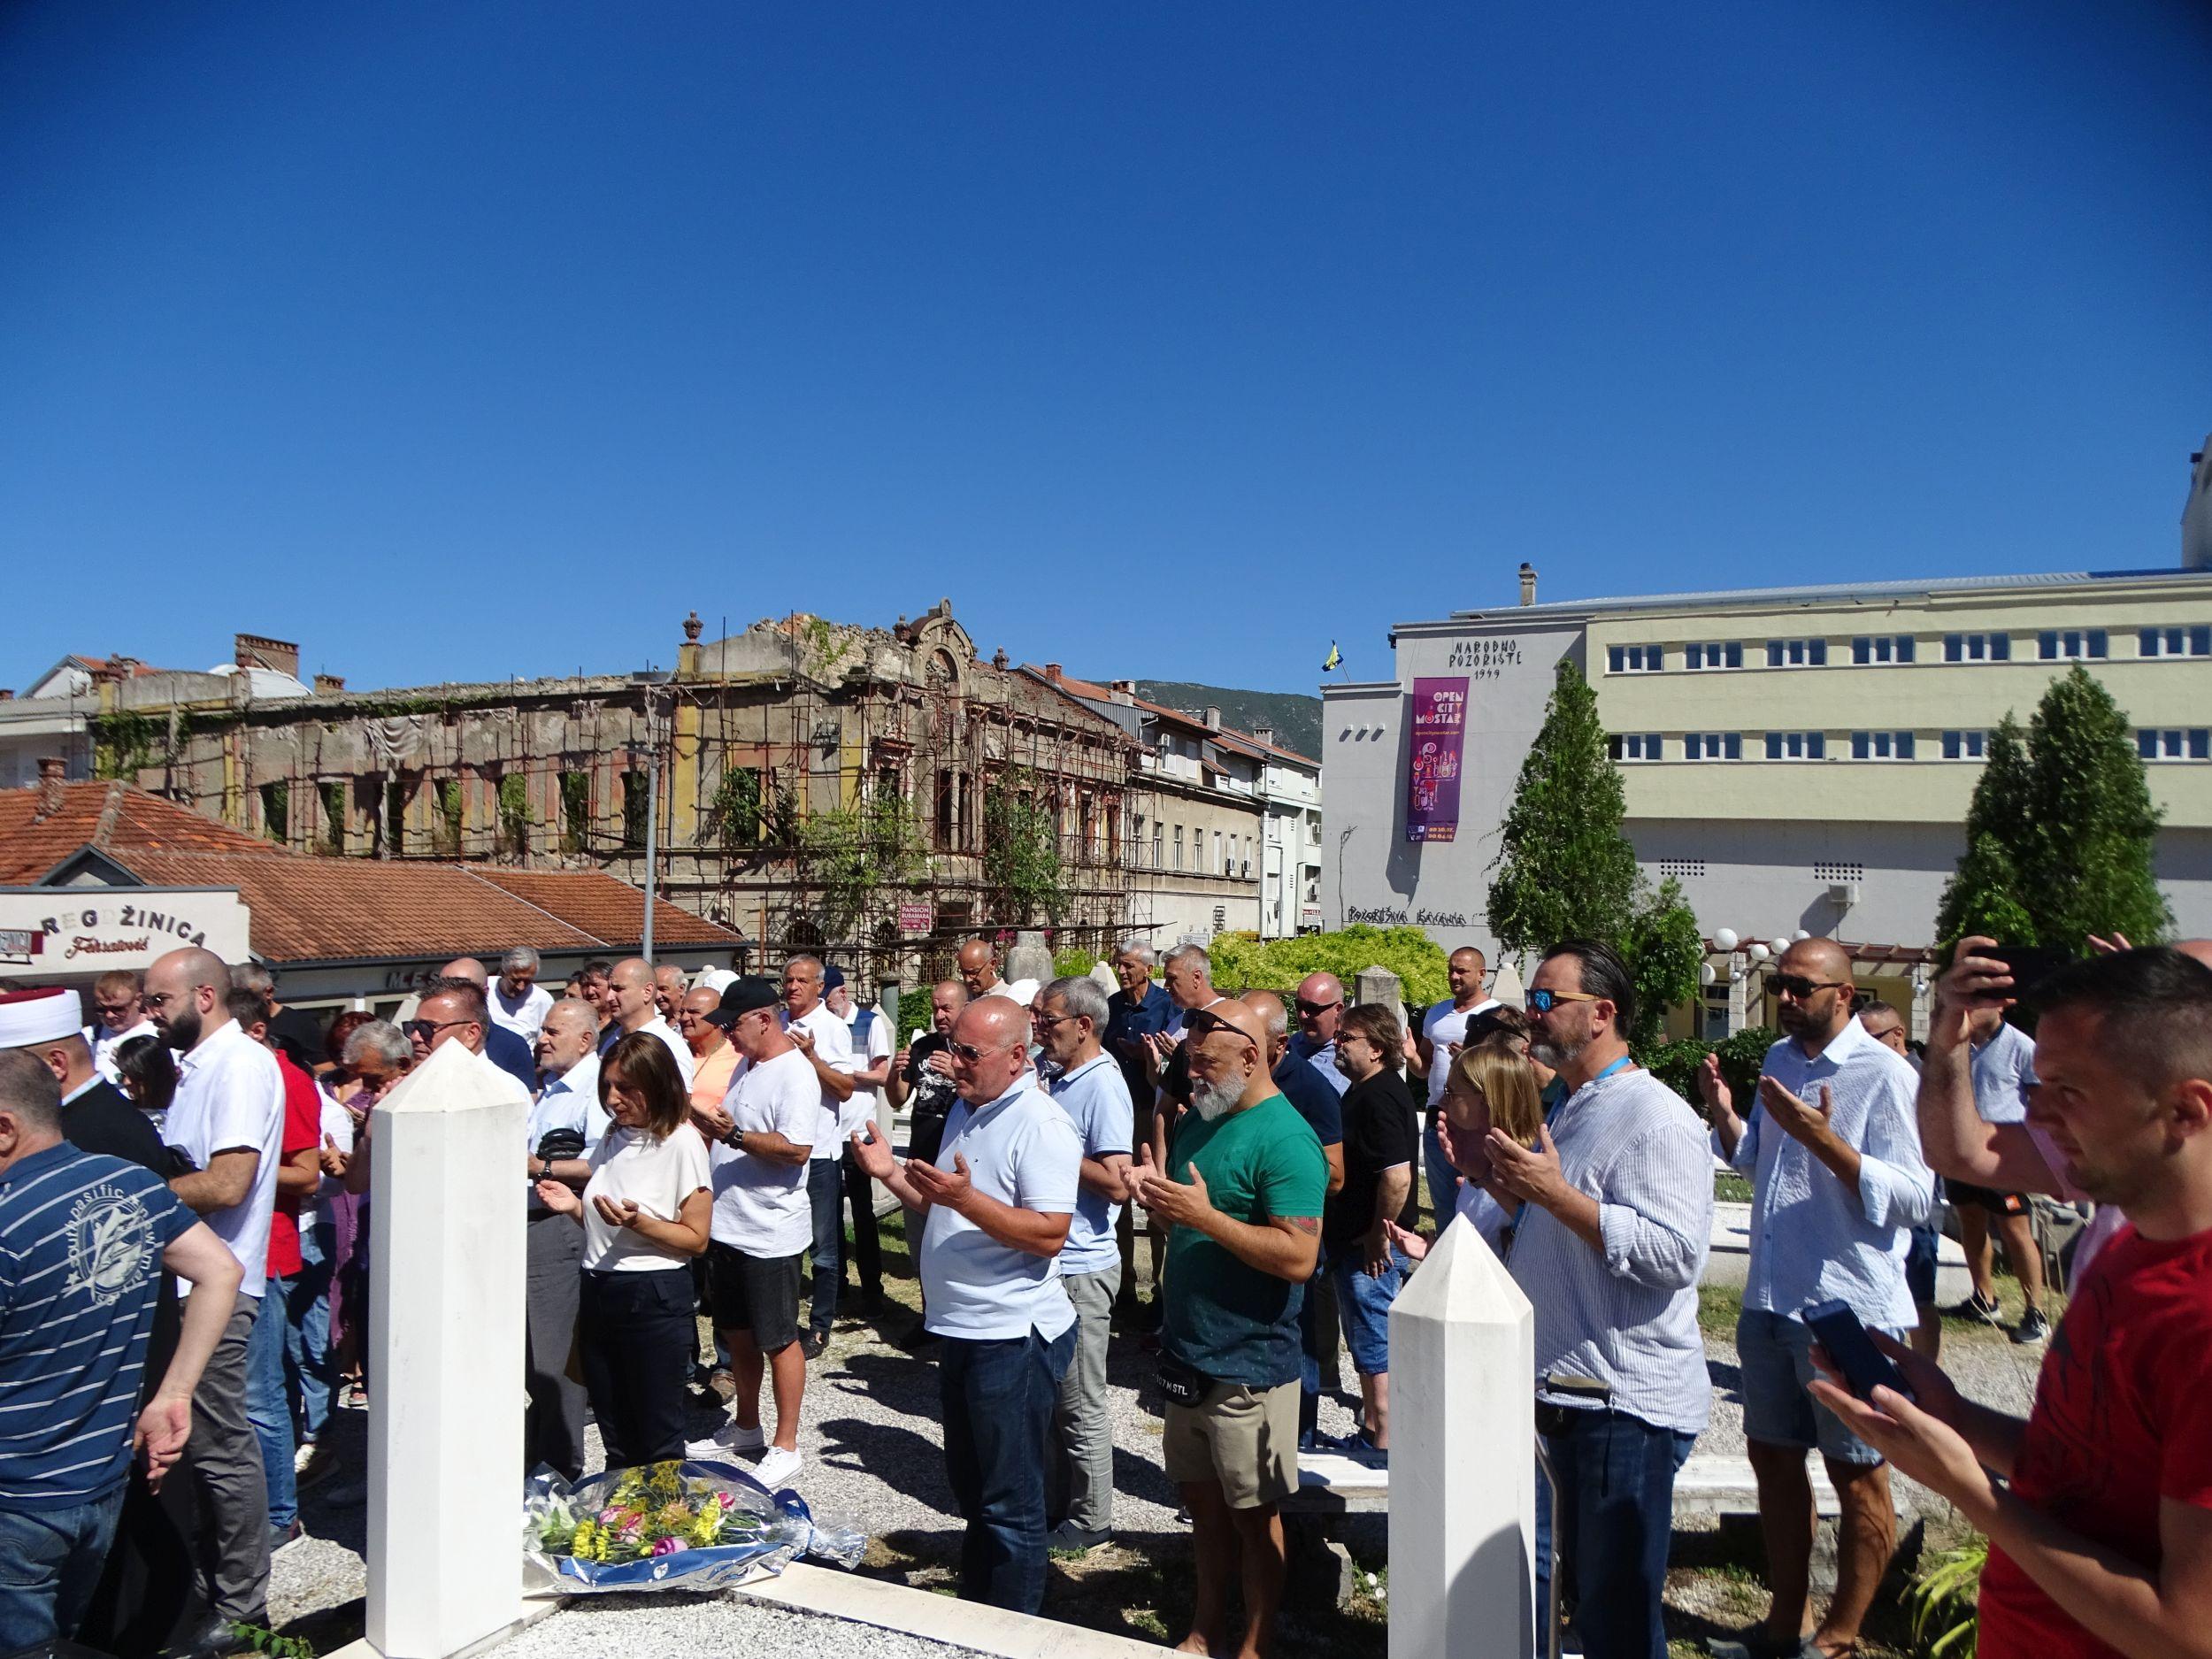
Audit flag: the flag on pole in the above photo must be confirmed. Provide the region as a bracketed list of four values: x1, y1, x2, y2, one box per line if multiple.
[1322, 641, 1342, 672]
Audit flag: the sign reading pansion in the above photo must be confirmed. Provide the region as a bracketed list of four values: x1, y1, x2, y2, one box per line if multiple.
[1405, 677, 1468, 843]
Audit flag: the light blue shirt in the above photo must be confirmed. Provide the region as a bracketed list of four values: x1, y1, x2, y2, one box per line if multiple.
[1044, 1052, 1134, 1277]
[1969, 1019, 2037, 1126]
[529, 1051, 610, 1212]
[1509, 1066, 1713, 1433]
[1722, 1018, 1935, 1331]
[920, 1077, 1081, 1342]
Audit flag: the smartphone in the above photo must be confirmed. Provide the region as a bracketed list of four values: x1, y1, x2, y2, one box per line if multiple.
[1801, 1299, 1911, 1402]
[1989, 941, 2072, 1003]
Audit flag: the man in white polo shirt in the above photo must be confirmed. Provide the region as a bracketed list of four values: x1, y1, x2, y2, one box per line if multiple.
[490, 947, 555, 1045]
[606, 958, 695, 1091]
[781, 954, 856, 1358]
[852, 997, 1080, 1614]
[1414, 947, 1498, 1224]
[144, 945, 286, 1646]
[1031, 974, 1133, 1555]
[686, 979, 817, 1489]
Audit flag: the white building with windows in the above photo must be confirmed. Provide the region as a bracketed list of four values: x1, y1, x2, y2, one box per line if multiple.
[1325, 539, 2212, 1034]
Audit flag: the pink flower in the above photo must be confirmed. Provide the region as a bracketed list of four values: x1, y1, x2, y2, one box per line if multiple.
[650, 1536, 690, 1557]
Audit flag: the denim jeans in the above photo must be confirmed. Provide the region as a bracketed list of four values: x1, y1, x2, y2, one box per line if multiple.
[1423, 1113, 1460, 1225]
[940, 1325, 1078, 1614]
[284, 1221, 337, 1447]
[806, 1157, 844, 1340]
[1325, 1241, 1411, 1377]
[246, 1275, 297, 1531]
[1534, 1407, 1697, 1659]
[0, 1486, 129, 1649]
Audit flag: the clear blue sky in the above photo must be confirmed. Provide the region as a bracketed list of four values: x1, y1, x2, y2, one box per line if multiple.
[4, 2, 2208, 696]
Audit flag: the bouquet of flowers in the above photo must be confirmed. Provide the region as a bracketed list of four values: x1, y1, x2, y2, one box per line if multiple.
[523, 1459, 864, 1593]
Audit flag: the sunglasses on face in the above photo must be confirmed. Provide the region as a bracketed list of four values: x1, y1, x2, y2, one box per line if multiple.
[1294, 998, 1340, 1018]
[403, 1018, 471, 1042]
[1031, 1010, 1080, 1030]
[1770, 974, 1850, 1000]
[948, 1039, 1014, 1064]
[1524, 988, 1600, 1014]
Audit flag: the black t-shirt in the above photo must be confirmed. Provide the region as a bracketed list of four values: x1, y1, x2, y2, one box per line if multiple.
[265, 1004, 326, 1073]
[61, 1079, 174, 1176]
[1325, 1069, 1420, 1247]
[902, 1033, 959, 1165]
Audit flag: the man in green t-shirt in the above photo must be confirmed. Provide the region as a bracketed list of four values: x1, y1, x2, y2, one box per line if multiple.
[1130, 999, 1326, 1659]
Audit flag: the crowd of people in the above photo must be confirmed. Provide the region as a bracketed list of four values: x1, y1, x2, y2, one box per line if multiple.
[3, 925, 2208, 1659]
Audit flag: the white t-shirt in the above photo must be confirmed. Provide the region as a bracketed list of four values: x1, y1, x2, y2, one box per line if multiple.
[88, 1018, 159, 1086]
[1422, 997, 1501, 1111]
[163, 1018, 286, 1300]
[838, 1006, 895, 1140]
[783, 1002, 855, 1160]
[920, 1079, 1081, 1341]
[580, 1122, 712, 1272]
[314, 1078, 358, 1207]
[710, 1047, 819, 1256]
[615, 1014, 695, 1092]
[488, 981, 555, 1043]
[1969, 1019, 2038, 1127]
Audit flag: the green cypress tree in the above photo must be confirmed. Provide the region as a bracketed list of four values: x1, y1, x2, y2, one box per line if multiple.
[1933, 668, 2170, 947]
[1486, 660, 1639, 954]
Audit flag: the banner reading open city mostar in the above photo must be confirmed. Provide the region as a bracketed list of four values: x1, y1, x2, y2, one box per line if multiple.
[1404, 676, 1467, 842]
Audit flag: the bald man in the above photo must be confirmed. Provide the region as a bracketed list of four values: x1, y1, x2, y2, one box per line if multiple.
[1695, 937, 1934, 1659]
[850, 995, 1080, 1613]
[1288, 971, 1350, 1097]
[429, 958, 541, 1094]
[144, 945, 288, 1634]
[605, 958, 695, 1089]
[956, 938, 1014, 1002]
[1127, 996, 1326, 1659]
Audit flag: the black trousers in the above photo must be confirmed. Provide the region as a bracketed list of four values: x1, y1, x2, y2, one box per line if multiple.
[842, 1146, 883, 1301]
[577, 1268, 694, 1471]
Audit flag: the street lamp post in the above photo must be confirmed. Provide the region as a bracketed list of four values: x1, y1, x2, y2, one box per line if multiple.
[632, 669, 674, 960]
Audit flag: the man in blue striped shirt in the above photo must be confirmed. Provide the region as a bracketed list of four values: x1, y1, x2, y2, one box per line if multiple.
[0, 1048, 242, 1652]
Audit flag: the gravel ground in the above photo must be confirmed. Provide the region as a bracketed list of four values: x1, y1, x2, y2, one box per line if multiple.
[496, 1590, 989, 1659]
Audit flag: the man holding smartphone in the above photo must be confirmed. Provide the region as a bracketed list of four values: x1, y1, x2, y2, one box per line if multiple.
[1811, 948, 2212, 1659]
[1697, 938, 1934, 1659]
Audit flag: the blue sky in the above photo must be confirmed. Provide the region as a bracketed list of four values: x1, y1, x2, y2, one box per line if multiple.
[4, 2, 2208, 695]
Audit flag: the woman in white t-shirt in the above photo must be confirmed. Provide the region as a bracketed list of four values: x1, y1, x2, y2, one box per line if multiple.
[536, 1032, 711, 1469]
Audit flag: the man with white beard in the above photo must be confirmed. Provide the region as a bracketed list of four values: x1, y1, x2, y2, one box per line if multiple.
[1126, 1000, 1327, 1659]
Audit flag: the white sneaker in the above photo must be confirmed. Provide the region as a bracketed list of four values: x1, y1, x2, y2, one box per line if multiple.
[684, 1420, 767, 1460]
[752, 1446, 803, 1491]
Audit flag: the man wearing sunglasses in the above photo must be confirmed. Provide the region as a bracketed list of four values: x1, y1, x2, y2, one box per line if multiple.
[850, 996, 1079, 1615]
[1487, 940, 1711, 1659]
[1287, 972, 1351, 1098]
[1697, 940, 1933, 1659]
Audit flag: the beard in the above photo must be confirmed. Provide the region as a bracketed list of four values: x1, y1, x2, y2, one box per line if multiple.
[1190, 1076, 1243, 1122]
[1530, 1033, 1582, 1071]
[159, 1007, 203, 1054]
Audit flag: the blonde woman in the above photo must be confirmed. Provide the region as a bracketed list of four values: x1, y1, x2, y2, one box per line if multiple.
[1388, 1041, 1545, 1261]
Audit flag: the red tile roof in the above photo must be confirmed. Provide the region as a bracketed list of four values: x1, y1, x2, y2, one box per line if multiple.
[1020, 666, 1318, 765]
[1, 782, 743, 964]
[0, 782, 274, 884]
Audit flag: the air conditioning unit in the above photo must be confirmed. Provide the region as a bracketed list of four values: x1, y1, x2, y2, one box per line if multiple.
[1828, 881, 1860, 906]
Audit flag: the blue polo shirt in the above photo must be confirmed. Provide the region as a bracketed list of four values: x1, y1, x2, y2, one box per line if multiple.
[485, 1022, 541, 1094]
[1271, 1053, 1344, 1148]
[1, 1143, 195, 1509]
[1044, 1053, 1134, 1276]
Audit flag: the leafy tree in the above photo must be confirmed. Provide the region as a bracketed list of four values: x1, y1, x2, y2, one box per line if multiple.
[982, 770, 1068, 925]
[1210, 925, 1449, 1010]
[1935, 668, 2170, 948]
[1486, 659, 1701, 1042]
[793, 793, 929, 940]
[1486, 661, 1640, 954]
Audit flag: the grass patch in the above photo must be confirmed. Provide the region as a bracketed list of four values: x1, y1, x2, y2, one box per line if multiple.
[1714, 1171, 1754, 1204]
[1698, 1281, 1743, 1336]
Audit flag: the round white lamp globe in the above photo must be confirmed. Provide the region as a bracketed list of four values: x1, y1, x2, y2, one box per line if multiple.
[1747, 942, 1770, 963]
[1792, 929, 1810, 941]
[1698, 962, 1717, 987]
[1770, 937, 1793, 956]
[1713, 928, 1740, 952]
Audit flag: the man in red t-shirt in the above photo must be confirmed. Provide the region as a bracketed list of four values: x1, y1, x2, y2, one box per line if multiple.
[1811, 947, 2212, 1659]
[229, 991, 323, 1548]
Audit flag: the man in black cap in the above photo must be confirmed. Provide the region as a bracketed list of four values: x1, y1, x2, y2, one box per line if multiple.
[686, 979, 817, 1487]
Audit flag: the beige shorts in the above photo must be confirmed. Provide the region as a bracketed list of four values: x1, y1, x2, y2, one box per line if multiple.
[1163, 1379, 1301, 1509]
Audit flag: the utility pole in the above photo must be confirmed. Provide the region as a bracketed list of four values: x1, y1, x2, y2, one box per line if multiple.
[632, 671, 673, 960]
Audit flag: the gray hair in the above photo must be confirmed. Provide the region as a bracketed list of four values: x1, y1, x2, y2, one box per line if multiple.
[1163, 942, 1211, 974]
[1113, 940, 1156, 966]
[0, 1050, 61, 1133]
[502, 947, 541, 973]
[232, 962, 276, 998]
[342, 1019, 413, 1070]
[1041, 974, 1108, 1027]
[785, 954, 824, 979]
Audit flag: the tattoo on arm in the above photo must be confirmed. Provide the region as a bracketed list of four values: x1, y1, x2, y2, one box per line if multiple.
[1286, 1216, 1319, 1233]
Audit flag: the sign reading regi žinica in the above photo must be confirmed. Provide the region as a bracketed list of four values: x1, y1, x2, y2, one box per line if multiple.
[1405, 678, 1468, 843]
[0, 888, 250, 972]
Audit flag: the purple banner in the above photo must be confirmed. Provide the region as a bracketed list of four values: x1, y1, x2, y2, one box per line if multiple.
[1405, 677, 1468, 843]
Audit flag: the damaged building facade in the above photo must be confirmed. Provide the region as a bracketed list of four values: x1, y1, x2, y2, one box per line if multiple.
[77, 604, 1172, 979]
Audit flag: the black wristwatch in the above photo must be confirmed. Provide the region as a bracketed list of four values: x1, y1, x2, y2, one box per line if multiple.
[725, 1127, 745, 1151]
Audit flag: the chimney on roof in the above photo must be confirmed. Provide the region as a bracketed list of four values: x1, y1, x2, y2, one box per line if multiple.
[313, 674, 346, 695]
[1518, 563, 1539, 606]
[1045, 664, 1062, 683]
[0, 689, 12, 701]
[1252, 723, 1274, 747]
[109, 655, 138, 675]
[234, 633, 301, 679]
[35, 757, 65, 819]
[1109, 679, 1136, 705]
[1202, 705, 1221, 731]
[992, 648, 1009, 670]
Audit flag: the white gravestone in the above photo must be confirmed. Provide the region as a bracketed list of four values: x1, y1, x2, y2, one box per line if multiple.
[365, 1041, 531, 1659]
[1388, 1215, 1538, 1659]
